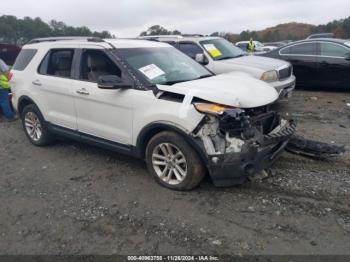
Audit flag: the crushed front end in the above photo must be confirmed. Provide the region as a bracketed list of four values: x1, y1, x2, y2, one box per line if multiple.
[192, 104, 296, 187]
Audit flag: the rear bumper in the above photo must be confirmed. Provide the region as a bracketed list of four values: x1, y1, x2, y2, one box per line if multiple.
[207, 120, 296, 187]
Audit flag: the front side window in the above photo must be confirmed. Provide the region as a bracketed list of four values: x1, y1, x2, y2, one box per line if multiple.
[320, 43, 349, 57]
[80, 49, 121, 83]
[13, 49, 37, 71]
[114, 47, 212, 85]
[280, 43, 316, 55]
[178, 43, 204, 59]
[199, 38, 245, 61]
[39, 49, 74, 78]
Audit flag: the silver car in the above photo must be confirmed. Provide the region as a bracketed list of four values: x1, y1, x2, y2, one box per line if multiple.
[141, 36, 296, 100]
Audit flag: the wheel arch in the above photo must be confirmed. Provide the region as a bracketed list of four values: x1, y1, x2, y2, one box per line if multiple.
[135, 122, 208, 165]
[17, 96, 38, 115]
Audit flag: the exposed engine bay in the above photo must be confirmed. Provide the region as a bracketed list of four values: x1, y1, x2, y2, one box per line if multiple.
[193, 105, 295, 157]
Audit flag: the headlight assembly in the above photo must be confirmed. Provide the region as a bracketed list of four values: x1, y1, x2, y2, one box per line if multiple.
[194, 103, 232, 116]
[261, 70, 278, 82]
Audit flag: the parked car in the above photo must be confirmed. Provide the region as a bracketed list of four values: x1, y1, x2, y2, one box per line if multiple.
[259, 38, 350, 89]
[236, 40, 276, 52]
[307, 33, 334, 39]
[11, 37, 295, 190]
[263, 42, 286, 48]
[0, 43, 21, 66]
[141, 36, 296, 99]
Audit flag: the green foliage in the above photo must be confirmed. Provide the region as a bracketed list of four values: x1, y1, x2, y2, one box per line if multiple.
[140, 25, 181, 36]
[0, 15, 113, 45]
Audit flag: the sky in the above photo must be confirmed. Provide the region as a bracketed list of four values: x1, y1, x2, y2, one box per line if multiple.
[1, 0, 350, 37]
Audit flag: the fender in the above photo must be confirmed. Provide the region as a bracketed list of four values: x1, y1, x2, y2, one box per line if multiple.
[17, 95, 38, 115]
[135, 122, 209, 165]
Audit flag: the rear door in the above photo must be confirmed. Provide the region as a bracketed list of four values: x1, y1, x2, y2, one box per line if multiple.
[35, 48, 77, 129]
[316, 42, 350, 89]
[279, 42, 318, 87]
[72, 48, 133, 144]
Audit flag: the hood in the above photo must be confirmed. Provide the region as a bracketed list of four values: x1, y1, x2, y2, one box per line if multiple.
[219, 55, 288, 71]
[157, 73, 278, 108]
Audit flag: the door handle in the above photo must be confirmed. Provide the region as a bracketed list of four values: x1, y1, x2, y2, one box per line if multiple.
[32, 80, 42, 86]
[76, 88, 90, 95]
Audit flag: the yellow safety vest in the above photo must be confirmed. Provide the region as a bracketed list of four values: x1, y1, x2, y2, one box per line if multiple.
[0, 74, 11, 89]
[248, 41, 256, 52]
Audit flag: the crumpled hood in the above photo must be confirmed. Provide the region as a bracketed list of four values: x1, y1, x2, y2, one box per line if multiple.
[220, 55, 289, 71]
[157, 73, 278, 108]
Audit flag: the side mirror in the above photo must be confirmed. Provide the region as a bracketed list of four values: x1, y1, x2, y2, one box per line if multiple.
[98, 75, 132, 89]
[195, 53, 209, 65]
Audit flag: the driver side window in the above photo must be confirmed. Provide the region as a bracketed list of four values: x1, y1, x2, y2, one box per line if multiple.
[80, 49, 121, 83]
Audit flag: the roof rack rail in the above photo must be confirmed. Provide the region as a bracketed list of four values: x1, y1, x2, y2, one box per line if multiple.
[138, 35, 183, 39]
[27, 37, 104, 44]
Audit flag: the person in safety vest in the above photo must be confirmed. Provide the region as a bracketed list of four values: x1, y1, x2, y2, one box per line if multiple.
[247, 38, 256, 53]
[0, 59, 16, 121]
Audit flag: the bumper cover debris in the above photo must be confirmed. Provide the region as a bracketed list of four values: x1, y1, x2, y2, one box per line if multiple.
[286, 135, 346, 159]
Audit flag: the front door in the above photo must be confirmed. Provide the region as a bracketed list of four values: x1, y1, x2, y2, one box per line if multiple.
[72, 48, 133, 145]
[316, 42, 350, 89]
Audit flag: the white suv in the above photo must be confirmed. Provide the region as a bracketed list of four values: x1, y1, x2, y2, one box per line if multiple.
[11, 37, 296, 190]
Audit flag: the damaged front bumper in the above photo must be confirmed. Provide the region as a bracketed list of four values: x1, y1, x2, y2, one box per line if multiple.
[208, 120, 296, 187]
[193, 108, 296, 187]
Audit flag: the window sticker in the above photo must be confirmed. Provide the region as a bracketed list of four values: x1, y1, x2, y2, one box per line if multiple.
[138, 64, 165, 80]
[203, 44, 222, 58]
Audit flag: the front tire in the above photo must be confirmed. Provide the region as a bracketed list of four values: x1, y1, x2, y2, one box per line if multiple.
[146, 131, 206, 190]
[21, 104, 54, 146]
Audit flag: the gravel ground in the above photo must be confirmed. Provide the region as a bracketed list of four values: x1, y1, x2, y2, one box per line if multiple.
[0, 90, 349, 255]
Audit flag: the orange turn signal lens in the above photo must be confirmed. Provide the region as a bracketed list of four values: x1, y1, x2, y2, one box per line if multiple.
[194, 103, 229, 115]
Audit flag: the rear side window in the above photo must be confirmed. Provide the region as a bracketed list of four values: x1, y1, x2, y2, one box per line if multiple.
[39, 49, 74, 78]
[320, 43, 349, 57]
[13, 49, 37, 71]
[178, 43, 204, 59]
[280, 43, 316, 55]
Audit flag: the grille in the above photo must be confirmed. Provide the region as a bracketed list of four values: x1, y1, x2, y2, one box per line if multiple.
[278, 66, 292, 80]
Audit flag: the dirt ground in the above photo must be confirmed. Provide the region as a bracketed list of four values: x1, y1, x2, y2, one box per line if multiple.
[0, 90, 349, 255]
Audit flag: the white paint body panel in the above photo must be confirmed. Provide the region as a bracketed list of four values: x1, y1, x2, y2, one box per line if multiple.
[11, 39, 278, 148]
[157, 73, 278, 108]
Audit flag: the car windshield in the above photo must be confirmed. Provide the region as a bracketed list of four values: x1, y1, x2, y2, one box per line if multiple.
[114, 47, 212, 85]
[200, 38, 245, 61]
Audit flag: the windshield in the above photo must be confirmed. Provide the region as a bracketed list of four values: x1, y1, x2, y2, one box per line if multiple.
[200, 38, 245, 61]
[114, 47, 212, 85]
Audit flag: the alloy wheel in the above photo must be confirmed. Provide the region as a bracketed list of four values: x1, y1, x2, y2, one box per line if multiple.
[24, 112, 42, 142]
[152, 143, 188, 185]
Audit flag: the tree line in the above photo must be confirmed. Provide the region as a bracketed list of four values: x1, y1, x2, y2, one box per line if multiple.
[141, 16, 350, 43]
[0, 15, 113, 45]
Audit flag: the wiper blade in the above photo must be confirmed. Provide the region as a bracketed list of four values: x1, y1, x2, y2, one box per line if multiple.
[216, 56, 237, 60]
[162, 75, 212, 85]
[199, 74, 212, 79]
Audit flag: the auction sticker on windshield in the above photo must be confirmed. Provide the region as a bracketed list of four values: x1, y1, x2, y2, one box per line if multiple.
[138, 64, 165, 80]
[203, 44, 222, 58]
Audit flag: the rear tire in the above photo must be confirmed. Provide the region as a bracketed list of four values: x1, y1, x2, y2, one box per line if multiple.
[21, 104, 54, 146]
[146, 131, 206, 190]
